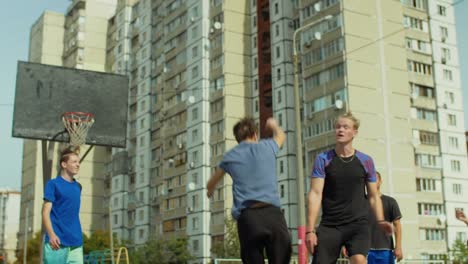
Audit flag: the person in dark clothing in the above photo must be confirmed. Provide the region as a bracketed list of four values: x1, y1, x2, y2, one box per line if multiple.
[367, 171, 403, 263]
[207, 117, 291, 264]
[306, 112, 392, 264]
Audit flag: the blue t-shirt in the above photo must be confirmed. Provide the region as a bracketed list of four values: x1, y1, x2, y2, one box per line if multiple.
[44, 176, 83, 246]
[219, 139, 281, 219]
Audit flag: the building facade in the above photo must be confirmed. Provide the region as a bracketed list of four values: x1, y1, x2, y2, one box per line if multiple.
[0, 189, 21, 264]
[24, 0, 467, 263]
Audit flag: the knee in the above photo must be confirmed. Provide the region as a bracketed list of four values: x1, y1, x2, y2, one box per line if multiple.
[350, 254, 367, 264]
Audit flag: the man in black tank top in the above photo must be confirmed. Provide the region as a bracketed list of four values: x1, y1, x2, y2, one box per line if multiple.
[305, 112, 393, 264]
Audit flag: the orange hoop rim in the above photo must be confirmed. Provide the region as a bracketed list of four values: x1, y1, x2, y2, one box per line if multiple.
[62, 111, 95, 123]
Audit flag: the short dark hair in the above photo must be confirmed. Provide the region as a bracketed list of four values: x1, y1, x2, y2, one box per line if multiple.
[60, 147, 79, 164]
[233, 117, 258, 143]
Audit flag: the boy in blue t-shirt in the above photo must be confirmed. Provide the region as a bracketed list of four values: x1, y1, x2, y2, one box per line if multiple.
[207, 117, 291, 264]
[42, 148, 83, 264]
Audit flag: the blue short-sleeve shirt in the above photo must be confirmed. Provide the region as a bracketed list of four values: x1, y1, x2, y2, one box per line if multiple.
[219, 139, 281, 219]
[44, 176, 83, 246]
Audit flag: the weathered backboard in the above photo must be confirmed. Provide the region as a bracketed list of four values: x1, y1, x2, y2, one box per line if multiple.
[12, 61, 129, 148]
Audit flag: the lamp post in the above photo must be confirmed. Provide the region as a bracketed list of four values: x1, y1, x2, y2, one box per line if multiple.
[292, 14, 333, 264]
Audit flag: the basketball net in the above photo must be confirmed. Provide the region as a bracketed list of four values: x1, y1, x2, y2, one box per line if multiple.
[62, 112, 95, 148]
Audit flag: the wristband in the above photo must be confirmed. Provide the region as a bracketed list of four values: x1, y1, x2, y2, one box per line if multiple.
[305, 230, 316, 235]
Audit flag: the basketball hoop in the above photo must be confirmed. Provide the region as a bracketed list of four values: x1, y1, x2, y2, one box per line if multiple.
[62, 112, 95, 147]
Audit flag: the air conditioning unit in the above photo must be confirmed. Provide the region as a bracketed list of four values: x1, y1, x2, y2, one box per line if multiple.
[190, 17, 196, 23]
[441, 58, 447, 64]
[186, 207, 193, 213]
[441, 36, 446, 43]
[304, 40, 312, 47]
[178, 143, 184, 149]
[189, 162, 195, 168]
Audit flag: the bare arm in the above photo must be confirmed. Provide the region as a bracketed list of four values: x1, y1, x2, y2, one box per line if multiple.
[306, 177, 324, 254]
[456, 209, 468, 225]
[206, 168, 225, 198]
[266, 118, 286, 148]
[393, 219, 403, 261]
[42, 201, 60, 249]
[367, 182, 392, 234]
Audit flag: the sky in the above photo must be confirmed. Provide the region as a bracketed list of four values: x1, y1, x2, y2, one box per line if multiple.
[1, 1, 468, 190]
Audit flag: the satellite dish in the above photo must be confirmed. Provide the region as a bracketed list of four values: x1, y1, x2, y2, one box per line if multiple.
[313, 2, 321, 12]
[314, 32, 322, 40]
[335, 99, 343, 109]
[187, 96, 195, 104]
[161, 188, 167, 196]
[213, 22, 222, 30]
[188, 182, 195, 190]
[168, 158, 174, 164]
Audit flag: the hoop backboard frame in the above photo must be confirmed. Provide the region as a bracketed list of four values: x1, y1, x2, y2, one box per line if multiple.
[12, 61, 129, 148]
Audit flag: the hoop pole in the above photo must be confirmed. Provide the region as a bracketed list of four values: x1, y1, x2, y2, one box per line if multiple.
[80, 145, 94, 166]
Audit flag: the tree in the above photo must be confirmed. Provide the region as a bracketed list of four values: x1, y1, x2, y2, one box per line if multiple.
[211, 218, 241, 259]
[130, 236, 193, 264]
[15, 232, 42, 264]
[83, 230, 112, 255]
[451, 239, 468, 264]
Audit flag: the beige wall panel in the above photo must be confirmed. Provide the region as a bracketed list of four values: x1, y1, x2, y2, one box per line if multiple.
[343, 12, 377, 40]
[346, 61, 380, 89]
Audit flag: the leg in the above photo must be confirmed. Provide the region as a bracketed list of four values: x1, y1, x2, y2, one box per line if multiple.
[264, 207, 292, 264]
[343, 221, 370, 264]
[66, 246, 84, 264]
[43, 243, 68, 264]
[237, 209, 267, 264]
[311, 225, 343, 264]
[350, 254, 367, 264]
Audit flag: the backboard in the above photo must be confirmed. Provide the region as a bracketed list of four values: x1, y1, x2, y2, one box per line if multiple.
[12, 61, 129, 148]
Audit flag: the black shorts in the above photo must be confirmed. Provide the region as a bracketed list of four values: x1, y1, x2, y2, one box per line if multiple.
[312, 219, 369, 264]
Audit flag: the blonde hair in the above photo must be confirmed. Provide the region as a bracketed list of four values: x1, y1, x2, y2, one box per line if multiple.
[336, 111, 360, 130]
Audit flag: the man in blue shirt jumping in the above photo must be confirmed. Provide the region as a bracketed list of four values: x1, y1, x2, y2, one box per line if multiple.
[42, 148, 83, 264]
[207, 117, 291, 264]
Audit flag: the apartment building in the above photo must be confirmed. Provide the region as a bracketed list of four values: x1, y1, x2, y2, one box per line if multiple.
[19, 0, 118, 249]
[300, 0, 467, 260]
[0, 189, 21, 264]
[101, 0, 467, 262]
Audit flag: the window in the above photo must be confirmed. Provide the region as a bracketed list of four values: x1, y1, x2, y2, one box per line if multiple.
[453, 183, 462, 195]
[402, 0, 427, 10]
[275, 24, 280, 36]
[438, 5, 446, 16]
[416, 108, 436, 121]
[192, 66, 199, 79]
[407, 60, 432, 75]
[277, 90, 282, 103]
[192, 107, 198, 120]
[443, 69, 453, 81]
[448, 114, 457, 126]
[276, 46, 281, 58]
[441, 48, 451, 61]
[192, 129, 199, 141]
[193, 239, 199, 251]
[411, 83, 434, 98]
[456, 232, 467, 241]
[280, 160, 284, 173]
[254, 99, 259, 113]
[451, 160, 461, 172]
[192, 46, 198, 58]
[448, 136, 459, 149]
[277, 68, 281, 81]
[253, 15, 257, 28]
[415, 154, 441, 168]
[253, 56, 257, 69]
[280, 184, 284, 198]
[192, 217, 199, 229]
[440, 26, 448, 40]
[420, 229, 445, 241]
[274, 2, 279, 14]
[418, 203, 444, 216]
[419, 131, 438, 145]
[403, 16, 427, 31]
[253, 36, 257, 48]
[416, 178, 439, 192]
